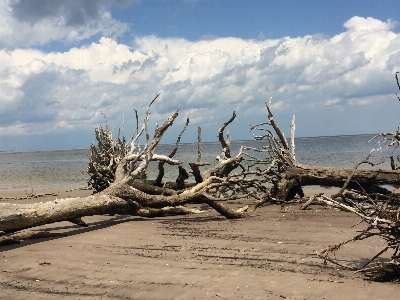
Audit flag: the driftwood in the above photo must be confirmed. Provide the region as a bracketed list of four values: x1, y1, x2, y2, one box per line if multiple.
[0, 182, 248, 233]
[309, 74, 400, 281]
[245, 75, 400, 281]
[1, 95, 268, 234]
[251, 98, 400, 207]
[2, 77, 400, 284]
[313, 183, 400, 281]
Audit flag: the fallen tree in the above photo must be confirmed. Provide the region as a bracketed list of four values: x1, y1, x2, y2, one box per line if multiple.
[251, 98, 400, 207]
[310, 151, 400, 281]
[0, 94, 267, 233]
[308, 72, 400, 281]
[314, 188, 400, 282]
[2, 94, 400, 231]
[2, 77, 400, 275]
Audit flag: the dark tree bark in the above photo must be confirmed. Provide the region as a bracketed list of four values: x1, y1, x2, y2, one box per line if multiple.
[273, 163, 400, 201]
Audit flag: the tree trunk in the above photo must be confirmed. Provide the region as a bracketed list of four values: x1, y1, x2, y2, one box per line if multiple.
[0, 194, 131, 233]
[251, 98, 400, 203]
[0, 98, 255, 234]
[0, 181, 248, 233]
[274, 163, 400, 201]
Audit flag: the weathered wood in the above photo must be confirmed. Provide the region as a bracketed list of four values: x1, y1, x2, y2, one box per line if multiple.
[188, 126, 211, 184]
[274, 163, 400, 201]
[299, 193, 324, 210]
[218, 111, 236, 159]
[155, 118, 189, 186]
[290, 115, 296, 160]
[0, 182, 247, 233]
[189, 162, 210, 183]
[130, 181, 178, 196]
[1, 96, 257, 234]
[0, 194, 131, 233]
[308, 73, 400, 281]
[288, 163, 400, 187]
[251, 97, 400, 202]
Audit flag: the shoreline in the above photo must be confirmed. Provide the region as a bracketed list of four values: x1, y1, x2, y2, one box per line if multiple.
[1, 186, 399, 299]
[0, 133, 379, 153]
[0, 187, 92, 204]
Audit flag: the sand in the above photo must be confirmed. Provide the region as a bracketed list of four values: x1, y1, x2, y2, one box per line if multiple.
[1, 187, 399, 299]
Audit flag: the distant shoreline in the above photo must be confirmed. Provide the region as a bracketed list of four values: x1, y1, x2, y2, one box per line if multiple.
[0, 133, 379, 153]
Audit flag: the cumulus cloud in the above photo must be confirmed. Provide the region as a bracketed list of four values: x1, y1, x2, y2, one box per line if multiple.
[0, 0, 131, 48]
[0, 16, 399, 144]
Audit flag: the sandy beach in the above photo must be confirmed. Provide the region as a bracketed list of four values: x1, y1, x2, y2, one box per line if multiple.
[1, 187, 399, 299]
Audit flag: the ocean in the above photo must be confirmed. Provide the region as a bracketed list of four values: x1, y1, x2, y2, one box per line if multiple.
[0, 134, 396, 190]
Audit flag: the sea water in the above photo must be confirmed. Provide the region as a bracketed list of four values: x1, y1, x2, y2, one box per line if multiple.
[0, 134, 396, 190]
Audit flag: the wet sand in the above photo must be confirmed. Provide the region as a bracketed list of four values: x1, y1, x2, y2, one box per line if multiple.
[1, 188, 399, 299]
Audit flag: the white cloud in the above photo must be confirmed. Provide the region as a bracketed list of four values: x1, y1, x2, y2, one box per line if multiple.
[0, 16, 399, 142]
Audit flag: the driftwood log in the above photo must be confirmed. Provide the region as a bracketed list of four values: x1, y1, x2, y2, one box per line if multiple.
[312, 170, 400, 281]
[251, 98, 400, 207]
[2, 88, 400, 261]
[2, 73, 400, 284]
[309, 73, 400, 281]
[0, 95, 265, 234]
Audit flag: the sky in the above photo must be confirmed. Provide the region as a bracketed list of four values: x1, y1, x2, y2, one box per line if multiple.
[0, 0, 400, 151]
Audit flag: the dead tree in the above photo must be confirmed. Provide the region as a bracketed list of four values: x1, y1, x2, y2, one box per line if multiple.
[308, 73, 400, 281]
[251, 98, 400, 206]
[314, 190, 400, 281]
[0, 95, 268, 234]
[311, 153, 400, 281]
